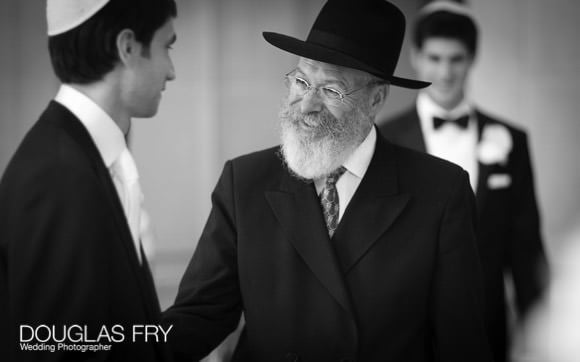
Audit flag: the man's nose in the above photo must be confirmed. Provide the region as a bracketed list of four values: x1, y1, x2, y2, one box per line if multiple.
[437, 61, 453, 81]
[300, 89, 324, 114]
[167, 59, 176, 81]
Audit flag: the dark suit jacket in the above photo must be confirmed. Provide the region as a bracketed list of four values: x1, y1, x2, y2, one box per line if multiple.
[379, 107, 548, 362]
[163, 130, 493, 362]
[0, 101, 170, 361]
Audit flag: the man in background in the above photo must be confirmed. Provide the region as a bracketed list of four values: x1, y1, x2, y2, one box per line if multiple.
[379, 2, 548, 361]
[163, 0, 492, 361]
[0, 0, 176, 360]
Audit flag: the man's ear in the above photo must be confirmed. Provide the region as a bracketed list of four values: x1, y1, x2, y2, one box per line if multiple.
[116, 29, 141, 65]
[370, 83, 389, 112]
[466, 52, 476, 68]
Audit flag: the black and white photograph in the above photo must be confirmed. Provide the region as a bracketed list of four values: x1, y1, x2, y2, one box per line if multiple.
[0, 0, 579, 361]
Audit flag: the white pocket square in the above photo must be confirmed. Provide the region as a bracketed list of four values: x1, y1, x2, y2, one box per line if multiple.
[487, 173, 511, 189]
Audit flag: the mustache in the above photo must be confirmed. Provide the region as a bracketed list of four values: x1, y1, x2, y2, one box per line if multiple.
[279, 103, 347, 137]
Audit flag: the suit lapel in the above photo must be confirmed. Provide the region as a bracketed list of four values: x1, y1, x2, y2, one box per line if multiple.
[54, 101, 161, 319]
[265, 168, 354, 316]
[333, 133, 409, 273]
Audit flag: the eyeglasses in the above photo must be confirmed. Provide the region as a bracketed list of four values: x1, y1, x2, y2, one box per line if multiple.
[284, 70, 375, 105]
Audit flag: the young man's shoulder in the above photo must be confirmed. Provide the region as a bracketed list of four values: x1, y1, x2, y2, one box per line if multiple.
[476, 108, 528, 140]
[1, 101, 99, 190]
[390, 140, 467, 183]
[378, 107, 418, 133]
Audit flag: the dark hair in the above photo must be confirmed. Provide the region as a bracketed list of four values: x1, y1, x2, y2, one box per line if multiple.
[48, 0, 177, 84]
[413, 10, 478, 56]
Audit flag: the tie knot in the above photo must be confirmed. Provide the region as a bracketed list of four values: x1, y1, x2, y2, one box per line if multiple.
[433, 115, 470, 130]
[325, 166, 346, 186]
[112, 148, 139, 183]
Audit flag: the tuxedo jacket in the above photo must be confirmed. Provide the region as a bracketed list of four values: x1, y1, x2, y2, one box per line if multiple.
[379, 107, 548, 362]
[0, 101, 171, 362]
[163, 130, 492, 362]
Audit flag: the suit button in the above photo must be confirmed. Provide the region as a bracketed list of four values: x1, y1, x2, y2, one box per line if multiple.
[286, 352, 299, 362]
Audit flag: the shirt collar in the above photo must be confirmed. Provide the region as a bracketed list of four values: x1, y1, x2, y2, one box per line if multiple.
[417, 92, 473, 132]
[313, 126, 376, 192]
[343, 125, 376, 179]
[54, 84, 126, 168]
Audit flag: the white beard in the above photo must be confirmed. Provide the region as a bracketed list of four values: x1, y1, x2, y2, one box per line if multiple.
[278, 99, 371, 180]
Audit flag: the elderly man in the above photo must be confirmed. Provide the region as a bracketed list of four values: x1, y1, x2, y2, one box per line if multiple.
[379, 3, 548, 361]
[163, 1, 492, 361]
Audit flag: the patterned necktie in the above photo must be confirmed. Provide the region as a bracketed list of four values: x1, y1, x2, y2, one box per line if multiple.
[319, 166, 347, 237]
[433, 115, 470, 130]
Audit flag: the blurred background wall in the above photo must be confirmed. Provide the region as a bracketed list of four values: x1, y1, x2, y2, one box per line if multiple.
[1, 0, 579, 359]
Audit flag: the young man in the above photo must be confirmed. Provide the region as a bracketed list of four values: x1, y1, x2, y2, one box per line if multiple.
[0, 0, 177, 360]
[379, 2, 548, 361]
[163, 1, 492, 361]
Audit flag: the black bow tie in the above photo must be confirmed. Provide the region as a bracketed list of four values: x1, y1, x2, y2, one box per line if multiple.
[433, 115, 470, 130]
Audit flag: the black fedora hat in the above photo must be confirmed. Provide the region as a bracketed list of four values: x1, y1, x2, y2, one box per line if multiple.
[263, 0, 429, 89]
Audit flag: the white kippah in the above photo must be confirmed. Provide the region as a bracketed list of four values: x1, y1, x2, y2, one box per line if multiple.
[47, 0, 110, 36]
[419, 1, 474, 19]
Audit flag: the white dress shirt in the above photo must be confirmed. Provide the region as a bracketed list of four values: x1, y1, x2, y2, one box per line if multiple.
[314, 126, 376, 223]
[417, 92, 479, 191]
[54, 84, 152, 263]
